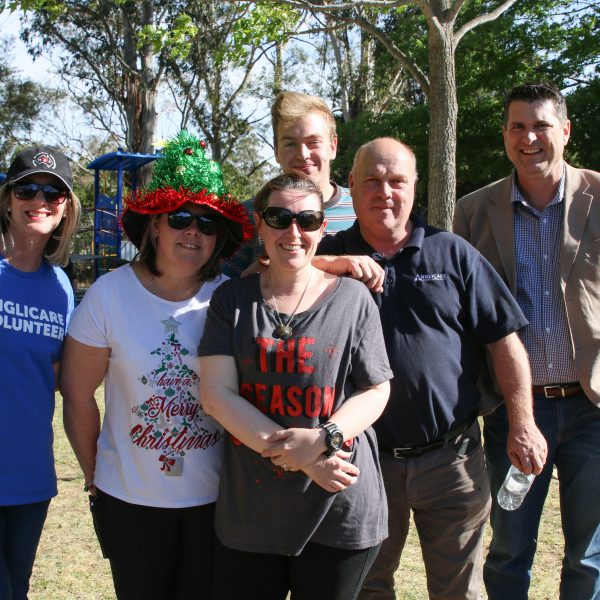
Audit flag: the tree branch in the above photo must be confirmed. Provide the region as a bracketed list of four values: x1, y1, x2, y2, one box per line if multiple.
[454, 0, 519, 45]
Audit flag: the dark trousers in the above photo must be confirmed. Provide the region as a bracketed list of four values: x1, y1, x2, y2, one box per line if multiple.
[214, 538, 381, 600]
[0, 500, 50, 600]
[92, 489, 215, 600]
[359, 423, 490, 600]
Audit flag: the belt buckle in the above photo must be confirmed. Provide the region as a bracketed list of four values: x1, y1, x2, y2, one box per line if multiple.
[543, 385, 565, 398]
[392, 447, 413, 458]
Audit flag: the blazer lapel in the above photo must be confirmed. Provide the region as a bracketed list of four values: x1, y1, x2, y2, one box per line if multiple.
[561, 164, 592, 285]
[486, 176, 517, 292]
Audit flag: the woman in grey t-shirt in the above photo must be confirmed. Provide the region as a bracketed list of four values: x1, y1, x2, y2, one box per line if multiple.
[200, 174, 392, 600]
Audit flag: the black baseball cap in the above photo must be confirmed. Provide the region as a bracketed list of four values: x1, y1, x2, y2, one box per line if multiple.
[6, 146, 73, 191]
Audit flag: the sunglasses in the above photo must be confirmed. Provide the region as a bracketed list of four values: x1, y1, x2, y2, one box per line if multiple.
[260, 207, 324, 232]
[11, 182, 69, 205]
[166, 210, 219, 235]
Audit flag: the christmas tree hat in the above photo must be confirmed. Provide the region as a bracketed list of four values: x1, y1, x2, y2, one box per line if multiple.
[122, 130, 253, 257]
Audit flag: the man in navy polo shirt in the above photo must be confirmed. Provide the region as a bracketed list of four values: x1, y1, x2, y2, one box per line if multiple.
[316, 137, 547, 600]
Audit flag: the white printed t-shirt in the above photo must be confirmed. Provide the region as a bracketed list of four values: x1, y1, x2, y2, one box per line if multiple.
[68, 264, 225, 508]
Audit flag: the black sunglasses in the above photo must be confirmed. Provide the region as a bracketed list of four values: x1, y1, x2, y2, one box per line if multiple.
[166, 210, 219, 235]
[260, 207, 324, 232]
[11, 182, 69, 205]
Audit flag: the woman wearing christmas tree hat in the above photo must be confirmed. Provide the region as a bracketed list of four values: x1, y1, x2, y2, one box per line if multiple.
[60, 131, 253, 600]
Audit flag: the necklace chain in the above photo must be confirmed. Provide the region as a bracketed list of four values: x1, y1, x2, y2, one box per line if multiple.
[267, 269, 312, 340]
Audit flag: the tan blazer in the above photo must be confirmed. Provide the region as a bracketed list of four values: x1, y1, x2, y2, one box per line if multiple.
[453, 163, 600, 407]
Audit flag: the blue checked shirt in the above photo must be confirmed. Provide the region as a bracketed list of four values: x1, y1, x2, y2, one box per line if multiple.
[512, 168, 578, 385]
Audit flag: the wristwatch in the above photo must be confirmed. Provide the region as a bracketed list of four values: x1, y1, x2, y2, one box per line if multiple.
[317, 422, 344, 457]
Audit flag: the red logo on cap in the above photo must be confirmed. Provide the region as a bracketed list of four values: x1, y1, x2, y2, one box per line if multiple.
[32, 152, 56, 170]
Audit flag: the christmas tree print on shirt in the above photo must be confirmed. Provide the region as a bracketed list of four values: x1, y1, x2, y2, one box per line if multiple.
[130, 315, 220, 475]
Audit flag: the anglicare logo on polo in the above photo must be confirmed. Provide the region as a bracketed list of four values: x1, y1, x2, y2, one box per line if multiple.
[414, 273, 447, 282]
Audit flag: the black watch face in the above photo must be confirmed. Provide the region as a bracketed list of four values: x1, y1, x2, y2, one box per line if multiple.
[330, 431, 344, 450]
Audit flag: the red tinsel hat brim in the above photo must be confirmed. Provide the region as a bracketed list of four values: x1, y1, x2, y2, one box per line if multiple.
[121, 187, 254, 257]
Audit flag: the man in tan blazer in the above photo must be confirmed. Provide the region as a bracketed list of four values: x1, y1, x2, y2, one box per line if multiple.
[454, 82, 600, 600]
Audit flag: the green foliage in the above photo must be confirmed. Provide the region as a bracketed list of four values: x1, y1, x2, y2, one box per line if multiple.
[566, 75, 600, 170]
[223, 2, 301, 65]
[138, 13, 197, 60]
[336, 0, 600, 201]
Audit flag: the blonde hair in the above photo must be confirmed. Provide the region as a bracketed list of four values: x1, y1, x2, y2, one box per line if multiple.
[271, 91, 337, 143]
[0, 182, 82, 266]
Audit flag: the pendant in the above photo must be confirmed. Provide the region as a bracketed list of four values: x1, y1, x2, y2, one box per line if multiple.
[275, 324, 293, 340]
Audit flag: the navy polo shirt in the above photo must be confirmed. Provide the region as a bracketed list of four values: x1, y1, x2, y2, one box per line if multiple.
[317, 218, 527, 447]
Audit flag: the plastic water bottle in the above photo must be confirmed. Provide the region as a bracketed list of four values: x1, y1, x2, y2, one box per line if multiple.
[497, 465, 535, 510]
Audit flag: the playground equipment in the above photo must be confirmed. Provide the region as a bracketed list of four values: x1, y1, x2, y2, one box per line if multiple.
[86, 149, 159, 280]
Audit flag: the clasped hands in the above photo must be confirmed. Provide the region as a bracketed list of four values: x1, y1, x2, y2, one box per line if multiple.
[261, 427, 359, 493]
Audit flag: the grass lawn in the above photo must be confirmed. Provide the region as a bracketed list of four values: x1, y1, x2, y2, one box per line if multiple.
[30, 397, 563, 599]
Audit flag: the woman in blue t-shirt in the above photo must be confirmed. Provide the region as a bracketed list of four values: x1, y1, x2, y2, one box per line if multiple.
[0, 146, 81, 599]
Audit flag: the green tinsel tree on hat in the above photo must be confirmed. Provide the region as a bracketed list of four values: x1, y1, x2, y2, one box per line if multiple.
[122, 130, 253, 257]
[147, 130, 227, 197]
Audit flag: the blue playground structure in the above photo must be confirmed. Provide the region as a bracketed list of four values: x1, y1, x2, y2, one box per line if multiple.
[87, 149, 159, 280]
[0, 173, 6, 184]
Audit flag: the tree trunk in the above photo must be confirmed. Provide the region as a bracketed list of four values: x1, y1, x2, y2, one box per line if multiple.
[426, 22, 457, 231]
[273, 42, 284, 97]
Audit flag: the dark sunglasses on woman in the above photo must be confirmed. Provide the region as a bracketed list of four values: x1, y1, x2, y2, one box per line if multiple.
[167, 210, 219, 235]
[11, 183, 70, 205]
[260, 207, 324, 232]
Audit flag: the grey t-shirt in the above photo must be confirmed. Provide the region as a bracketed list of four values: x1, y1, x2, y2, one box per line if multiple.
[199, 274, 392, 555]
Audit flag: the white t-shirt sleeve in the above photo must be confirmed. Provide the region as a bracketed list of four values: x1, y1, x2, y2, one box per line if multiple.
[67, 274, 110, 348]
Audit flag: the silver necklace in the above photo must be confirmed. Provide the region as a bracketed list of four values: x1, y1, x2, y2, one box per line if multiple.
[267, 269, 312, 340]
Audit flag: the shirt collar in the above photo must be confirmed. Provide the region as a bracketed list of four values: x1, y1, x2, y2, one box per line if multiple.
[511, 164, 566, 210]
[348, 214, 425, 257]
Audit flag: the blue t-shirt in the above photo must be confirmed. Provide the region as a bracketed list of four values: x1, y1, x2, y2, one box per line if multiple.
[221, 183, 356, 277]
[0, 256, 74, 505]
[318, 218, 528, 447]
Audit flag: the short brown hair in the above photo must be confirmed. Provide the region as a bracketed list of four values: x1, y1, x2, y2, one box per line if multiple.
[0, 182, 81, 266]
[271, 91, 337, 144]
[503, 82, 568, 125]
[254, 173, 324, 214]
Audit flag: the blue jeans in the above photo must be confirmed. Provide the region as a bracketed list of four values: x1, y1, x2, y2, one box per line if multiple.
[484, 392, 600, 600]
[0, 500, 50, 600]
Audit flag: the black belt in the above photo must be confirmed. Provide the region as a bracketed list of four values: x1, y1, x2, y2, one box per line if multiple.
[532, 382, 582, 398]
[380, 415, 476, 459]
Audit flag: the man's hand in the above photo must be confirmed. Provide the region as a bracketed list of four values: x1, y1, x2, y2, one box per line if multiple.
[487, 333, 548, 476]
[507, 420, 547, 475]
[312, 255, 384, 292]
[241, 258, 269, 277]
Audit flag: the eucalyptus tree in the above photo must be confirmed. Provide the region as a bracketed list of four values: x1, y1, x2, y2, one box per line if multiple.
[6, 0, 198, 158]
